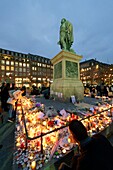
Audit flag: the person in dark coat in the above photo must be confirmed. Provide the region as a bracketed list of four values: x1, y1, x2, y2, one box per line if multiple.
[58, 119, 113, 170]
[1, 83, 10, 111]
[21, 86, 26, 96]
[0, 82, 6, 109]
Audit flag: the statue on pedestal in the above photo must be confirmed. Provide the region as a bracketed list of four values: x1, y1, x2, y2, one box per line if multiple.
[58, 18, 75, 52]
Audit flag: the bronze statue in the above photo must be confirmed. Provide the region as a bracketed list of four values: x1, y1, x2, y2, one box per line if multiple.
[58, 18, 74, 52]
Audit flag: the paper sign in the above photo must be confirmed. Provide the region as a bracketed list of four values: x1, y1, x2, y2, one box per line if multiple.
[37, 111, 44, 119]
[71, 96, 76, 104]
[60, 109, 67, 117]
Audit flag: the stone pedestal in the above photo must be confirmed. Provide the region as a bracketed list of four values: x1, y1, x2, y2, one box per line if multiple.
[50, 50, 84, 101]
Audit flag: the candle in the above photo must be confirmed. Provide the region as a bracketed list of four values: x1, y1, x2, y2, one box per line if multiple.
[17, 125, 20, 131]
[31, 161, 36, 170]
[62, 149, 66, 154]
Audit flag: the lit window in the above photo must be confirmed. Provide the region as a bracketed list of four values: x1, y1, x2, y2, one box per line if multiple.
[96, 65, 99, 69]
[19, 63, 22, 66]
[11, 61, 14, 65]
[11, 67, 14, 71]
[27, 64, 29, 67]
[32, 77, 36, 80]
[43, 64, 46, 67]
[32, 67, 34, 70]
[81, 68, 84, 72]
[23, 63, 26, 67]
[6, 61, 10, 65]
[47, 65, 50, 68]
[1, 60, 5, 64]
[15, 62, 18, 66]
[1, 66, 5, 70]
[6, 66, 10, 70]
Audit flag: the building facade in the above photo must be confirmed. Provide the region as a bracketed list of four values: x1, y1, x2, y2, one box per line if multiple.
[80, 59, 113, 86]
[1, 48, 113, 88]
[0, 48, 53, 87]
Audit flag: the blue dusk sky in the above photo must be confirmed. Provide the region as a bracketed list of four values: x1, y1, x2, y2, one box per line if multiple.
[0, 0, 113, 64]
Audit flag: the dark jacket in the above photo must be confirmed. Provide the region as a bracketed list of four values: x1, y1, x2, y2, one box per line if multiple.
[73, 134, 113, 170]
[59, 134, 113, 170]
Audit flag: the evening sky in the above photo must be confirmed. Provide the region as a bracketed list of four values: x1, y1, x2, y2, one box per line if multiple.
[0, 0, 113, 63]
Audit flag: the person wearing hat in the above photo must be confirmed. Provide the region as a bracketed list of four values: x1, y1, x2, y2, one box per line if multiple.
[59, 119, 113, 170]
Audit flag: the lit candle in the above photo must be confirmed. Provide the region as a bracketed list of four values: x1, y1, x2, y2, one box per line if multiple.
[31, 160, 36, 170]
[62, 149, 66, 154]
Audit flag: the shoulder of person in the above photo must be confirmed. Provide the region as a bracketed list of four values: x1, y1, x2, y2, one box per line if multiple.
[92, 133, 112, 146]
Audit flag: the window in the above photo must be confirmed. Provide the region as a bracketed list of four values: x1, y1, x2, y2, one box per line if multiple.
[23, 63, 26, 67]
[1, 60, 5, 64]
[96, 65, 99, 69]
[6, 66, 10, 70]
[11, 67, 14, 71]
[6, 61, 10, 65]
[1, 66, 5, 70]
[47, 65, 50, 68]
[2, 50, 5, 54]
[23, 68, 26, 72]
[19, 72, 22, 76]
[15, 68, 18, 71]
[42, 64, 46, 67]
[19, 68, 22, 72]
[23, 73, 26, 76]
[19, 63, 22, 66]
[7, 51, 9, 54]
[15, 53, 18, 56]
[15, 62, 18, 66]
[27, 64, 29, 67]
[11, 61, 14, 65]
[27, 68, 30, 72]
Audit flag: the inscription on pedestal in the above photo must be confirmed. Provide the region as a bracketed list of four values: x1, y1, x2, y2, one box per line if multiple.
[66, 60, 78, 78]
[54, 61, 62, 79]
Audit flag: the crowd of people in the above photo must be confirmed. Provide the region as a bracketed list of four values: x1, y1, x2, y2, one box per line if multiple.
[0, 82, 50, 122]
[0, 83, 25, 122]
[84, 83, 113, 97]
